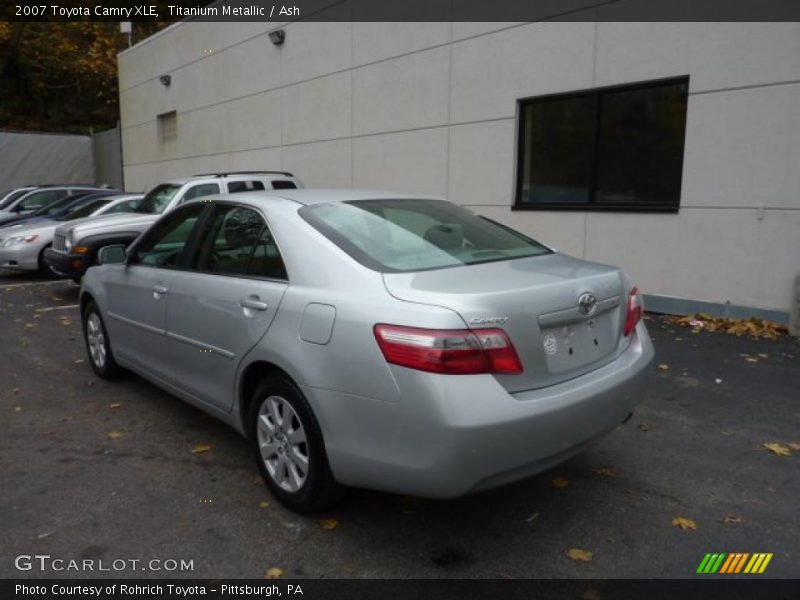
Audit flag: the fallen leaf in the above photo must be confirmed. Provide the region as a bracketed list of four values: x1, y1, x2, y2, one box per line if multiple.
[551, 477, 569, 490]
[566, 548, 593, 562]
[763, 442, 792, 457]
[265, 567, 283, 579]
[191, 444, 212, 454]
[107, 431, 123, 439]
[715, 378, 723, 384]
[252, 475, 265, 486]
[13, 388, 20, 394]
[672, 517, 697, 530]
[745, 357, 758, 363]
[582, 588, 601, 600]
[322, 518, 339, 530]
[258, 501, 270, 509]
[788, 442, 800, 451]
[592, 468, 616, 477]
[109, 403, 121, 409]
[74, 359, 84, 364]
[13, 406, 22, 412]
[720, 514, 742, 524]
[638, 423, 651, 432]
[757, 353, 768, 359]
[658, 364, 670, 371]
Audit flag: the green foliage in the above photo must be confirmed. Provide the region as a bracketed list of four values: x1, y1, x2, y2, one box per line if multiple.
[0, 22, 168, 133]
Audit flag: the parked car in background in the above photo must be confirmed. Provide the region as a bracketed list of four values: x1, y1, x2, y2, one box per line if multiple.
[46, 171, 303, 282]
[0, 193, 142, 276]
[0, 189, 121, 228]
[0, 186, 37, 209]
[0, 185, 112, 224]
[79, 189, 654, 512]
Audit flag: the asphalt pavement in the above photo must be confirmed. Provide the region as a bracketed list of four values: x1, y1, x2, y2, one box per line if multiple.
[1, 270, 798, 579]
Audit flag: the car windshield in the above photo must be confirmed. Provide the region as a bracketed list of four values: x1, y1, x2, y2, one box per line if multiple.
[32, 195, 82, 216]
[135, 184, 181, 214]
[0, 188, 32, 209]
[300, 199, 552, 273]
[56, 199, 110, 221]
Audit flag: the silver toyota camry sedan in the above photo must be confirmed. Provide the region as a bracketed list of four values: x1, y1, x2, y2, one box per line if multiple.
[80, 189, 654, 512]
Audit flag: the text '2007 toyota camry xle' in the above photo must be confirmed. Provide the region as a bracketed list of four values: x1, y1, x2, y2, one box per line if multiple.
[80, 189, 654, 512]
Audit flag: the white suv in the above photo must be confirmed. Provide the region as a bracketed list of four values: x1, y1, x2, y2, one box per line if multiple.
[45, 172, 303, 281]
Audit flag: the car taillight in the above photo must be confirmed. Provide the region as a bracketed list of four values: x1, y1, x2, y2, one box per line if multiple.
[624, 287, 643, 337]
[373, 324, 523, 375]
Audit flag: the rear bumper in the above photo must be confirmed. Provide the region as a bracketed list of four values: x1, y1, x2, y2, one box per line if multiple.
[43, 248, 88, 279]
[305, 321, 655, 498]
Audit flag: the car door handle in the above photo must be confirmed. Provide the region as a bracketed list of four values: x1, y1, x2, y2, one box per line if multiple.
[240, 297, 269, 311]
[152, 285, 168, 297]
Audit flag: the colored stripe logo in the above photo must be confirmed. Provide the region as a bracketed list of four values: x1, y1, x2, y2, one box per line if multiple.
[697, 553, 773, 574]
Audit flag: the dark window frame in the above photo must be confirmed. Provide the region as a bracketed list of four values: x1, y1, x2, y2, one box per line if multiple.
[514, 76, 689, 214]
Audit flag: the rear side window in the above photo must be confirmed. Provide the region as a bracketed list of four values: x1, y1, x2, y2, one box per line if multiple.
[190, 204, 287, 280]
[181, 183, 220, 203]
[271, 180, 297, 190]
[0, 188, 32, 209]
[300, 199, 551, 273]
[227, 180, 266, 193]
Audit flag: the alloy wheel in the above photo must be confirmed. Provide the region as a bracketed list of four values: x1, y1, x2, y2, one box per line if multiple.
[256, 395, 309, 492]
[86, 312, 107, 369]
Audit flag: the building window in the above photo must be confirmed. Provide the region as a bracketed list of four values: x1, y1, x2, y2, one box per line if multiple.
[157, 111, 177, 143]
[515, 77, 689, 212]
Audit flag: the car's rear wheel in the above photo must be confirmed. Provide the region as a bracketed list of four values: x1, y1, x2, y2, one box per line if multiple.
[248, 374, 343, 512]
[82, 301, 123, 379]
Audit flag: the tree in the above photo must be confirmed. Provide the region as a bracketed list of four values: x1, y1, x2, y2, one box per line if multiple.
[0, 22, 168, 133]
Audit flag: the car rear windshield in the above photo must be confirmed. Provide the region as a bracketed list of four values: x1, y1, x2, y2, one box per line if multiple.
[0, 188, 32, 209]
[135, 184, 181, 215]
[299, 199, 552, 273]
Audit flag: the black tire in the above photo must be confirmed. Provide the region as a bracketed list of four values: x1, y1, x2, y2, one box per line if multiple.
[38, 245, 60, 278]
[248, 374, 344, 513]
[82, 300, 123, 380]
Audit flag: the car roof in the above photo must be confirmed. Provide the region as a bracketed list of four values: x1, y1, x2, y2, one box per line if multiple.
[211, 188, 443, 206]
[159, 172, 298, 186]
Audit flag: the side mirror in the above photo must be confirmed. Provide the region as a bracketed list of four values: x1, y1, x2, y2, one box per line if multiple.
[97, 244, 127, 265]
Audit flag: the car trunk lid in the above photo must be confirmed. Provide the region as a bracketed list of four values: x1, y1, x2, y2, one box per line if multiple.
[382, 253, 628, 393]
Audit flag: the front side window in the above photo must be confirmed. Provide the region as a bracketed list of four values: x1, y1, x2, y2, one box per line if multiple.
[189, 204, 287, 279]
[516, 77, 689, 211]
[300, 199, 551, 273]
[131, 205, 204, 268]
[135, 184, 181, 215]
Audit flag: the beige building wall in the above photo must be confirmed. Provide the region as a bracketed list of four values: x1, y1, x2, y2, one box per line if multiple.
[118, 20, 800, 315]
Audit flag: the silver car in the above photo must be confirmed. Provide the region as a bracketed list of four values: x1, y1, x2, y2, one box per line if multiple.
[80, 190, 654, 512]
[0, 194, 142, 275]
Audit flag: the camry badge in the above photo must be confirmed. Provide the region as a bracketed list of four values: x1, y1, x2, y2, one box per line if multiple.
[578, 293, 597, 316]
[470, 316, 509, 325]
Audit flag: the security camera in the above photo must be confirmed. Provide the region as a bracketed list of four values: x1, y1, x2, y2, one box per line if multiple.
[268, 30, 285, 45]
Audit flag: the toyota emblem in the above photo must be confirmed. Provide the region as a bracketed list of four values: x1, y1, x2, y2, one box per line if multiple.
[578, 293, 597, 316]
